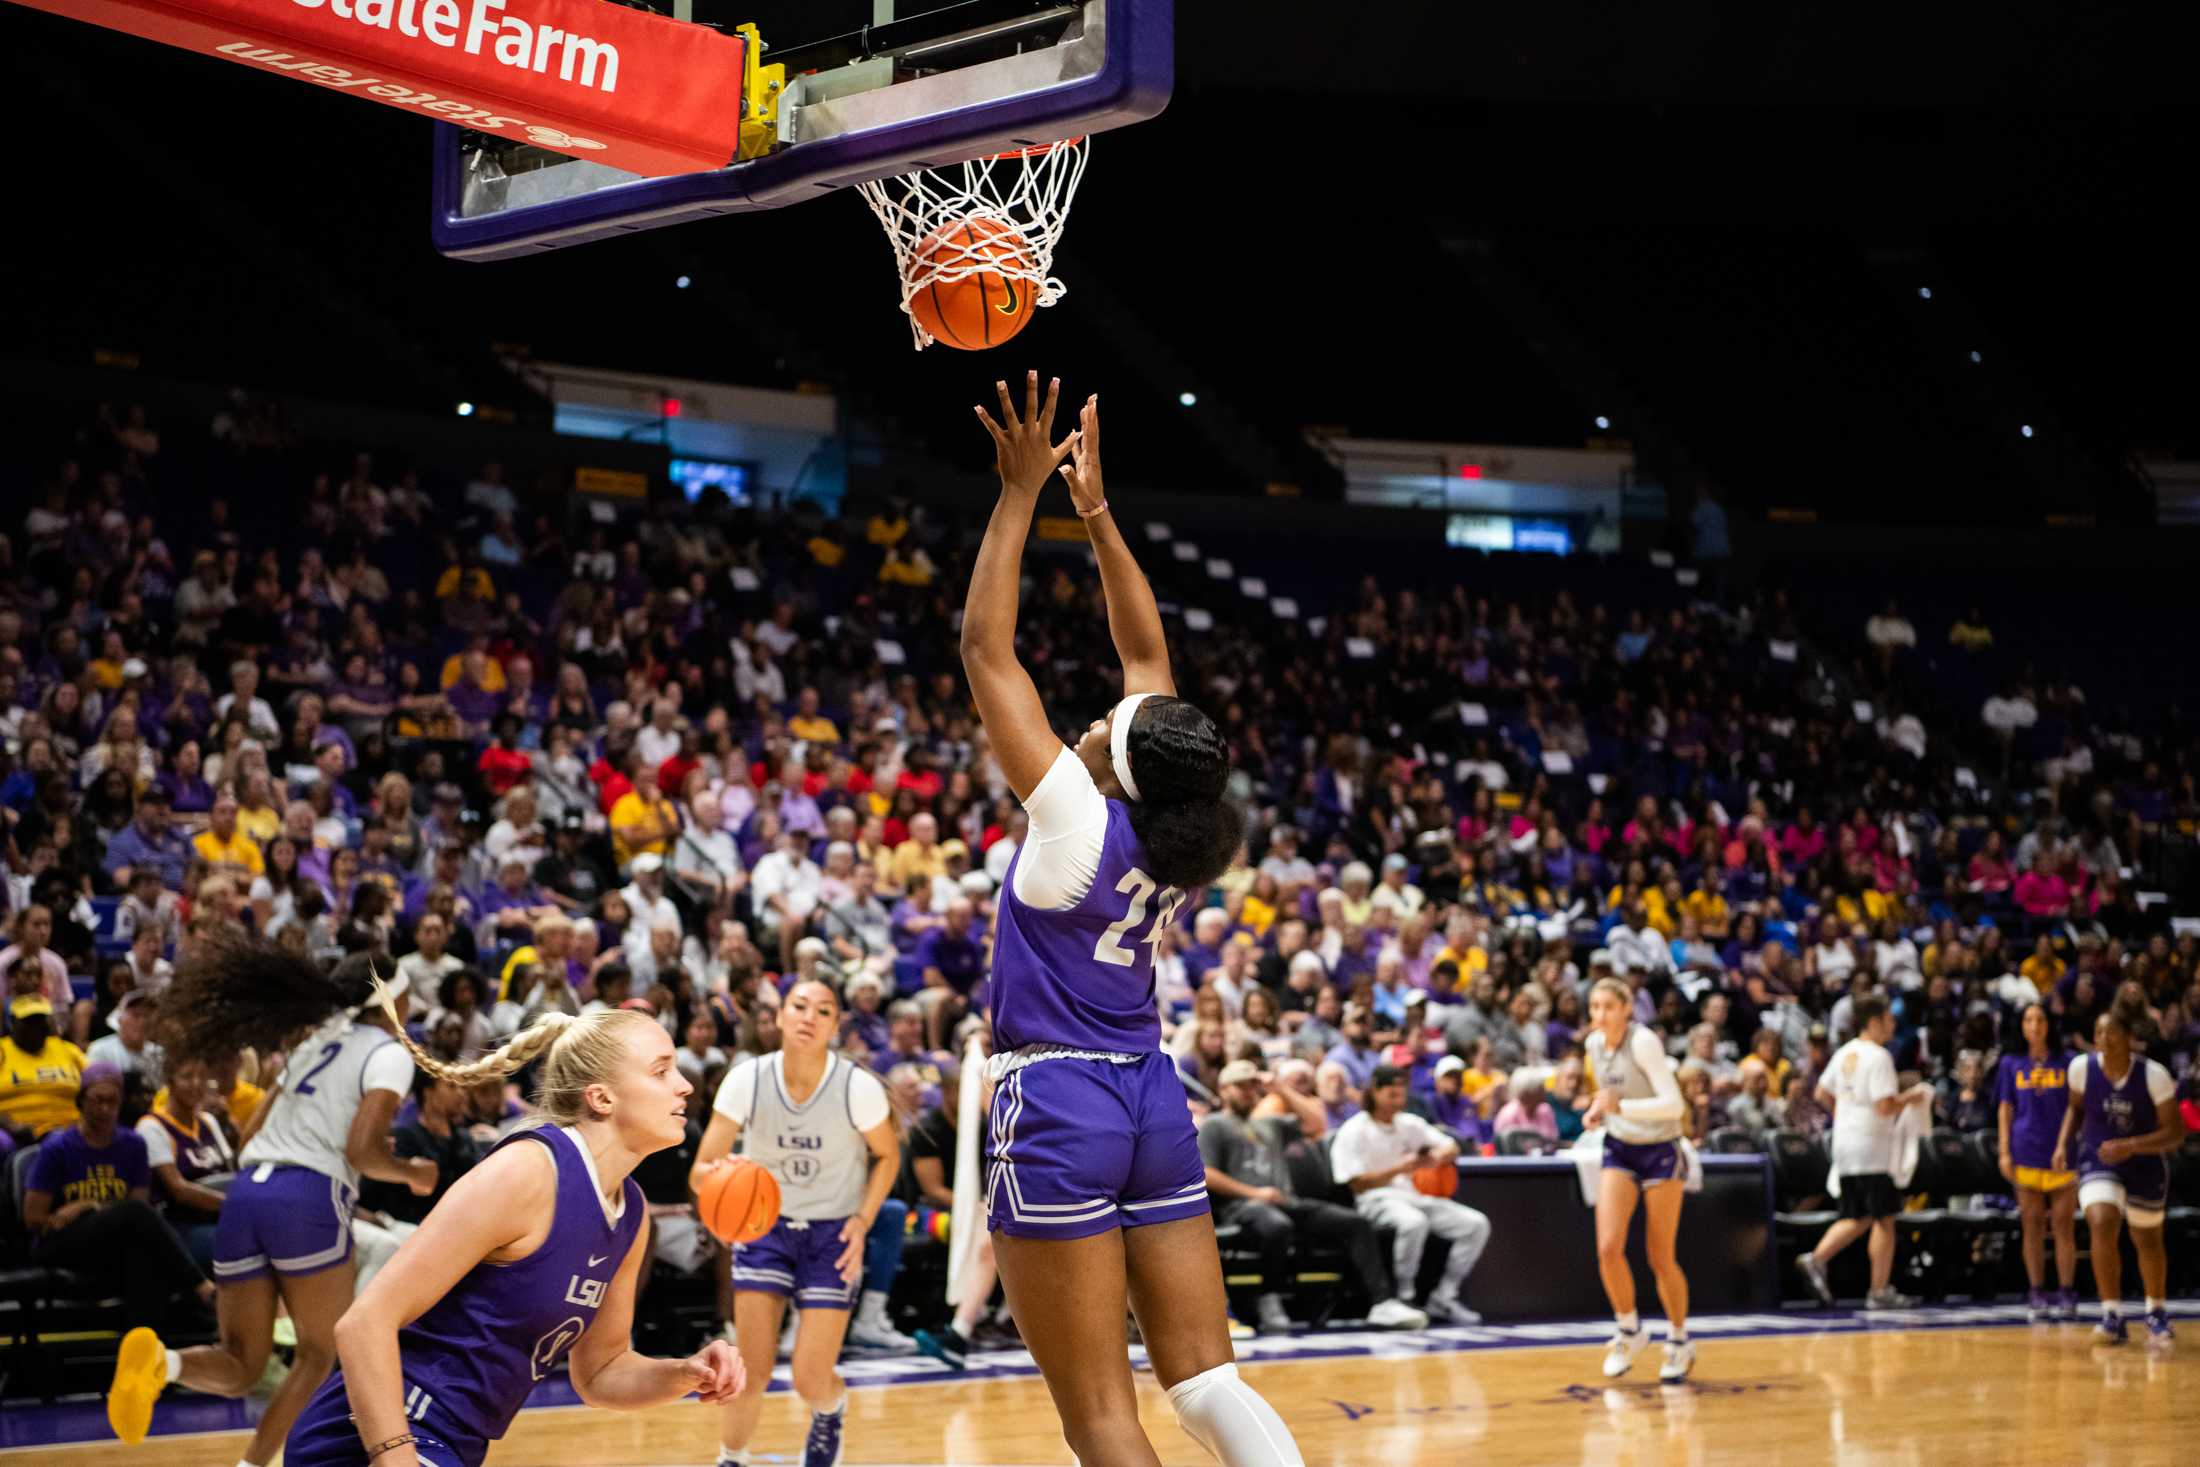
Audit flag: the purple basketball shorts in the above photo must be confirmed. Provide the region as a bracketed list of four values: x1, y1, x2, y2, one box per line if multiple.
[984, 1050, 1210, 1240]
[731, 1215, 857, 1310]
[1602, 1134, 1683, 1187]
[212, 1163, 355, 1282]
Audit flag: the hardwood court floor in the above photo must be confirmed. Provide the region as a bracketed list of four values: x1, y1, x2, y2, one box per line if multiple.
[30, 1323, 2191, 1467]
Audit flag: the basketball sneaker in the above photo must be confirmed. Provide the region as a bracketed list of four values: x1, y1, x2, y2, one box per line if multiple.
[2054, 1290, 2079, 1323]
[2094, 1313, 2128, 1346]
[1864, 1287, 1919, 1311]
[1367, 1298, 1430, 1330]
[2144, 1309, 2173, 1344]
[803, 1401, 845, 1467]
[1256, 1295, 1294, 1334]
[1658, 1339, 1696, 1384]
[1225, 1310, 1255, 1340]
[2026, 1289, 2049, 1323]
[1422, 1293, 1482, 1326]
[1602, 1327, 1647, 1379]
[846, 1294, 916, 1354]
[913, 1325, 970, 1371]
[106, 1326, 168, 1445]
[1795, 1254, 1834, 1308]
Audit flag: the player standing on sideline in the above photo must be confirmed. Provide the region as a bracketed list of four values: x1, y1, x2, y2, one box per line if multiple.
[106, 939, 437, 1462]
[692, 978, 901, 1467]
[1580, 977, 1694, 1382]
[961, 373, 1304, 1467]
[2053, 1010, 2183, 1345]
[1995, 1003, 2080, 1322]
[1796, 993, 1934, 1311]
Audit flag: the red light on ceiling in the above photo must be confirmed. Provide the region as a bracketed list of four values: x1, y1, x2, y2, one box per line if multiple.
[662, 397, 683, 418]
[1458, 464, 1483, 479]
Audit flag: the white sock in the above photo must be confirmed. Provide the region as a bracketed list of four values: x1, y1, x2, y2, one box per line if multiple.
[2146, 1297, 2165, 1313]
[717, 1450, 752, 1467]
[164, 1348, 183, 1384]
[2103, 1301, 2123, 1319]
[1615, 1311, 1640, 1334]
[1667, 1322, 1688, 1343]
[812, 1391, 847, 1418]
[1165, 1362, 1305, 1467]
[236, 1459, 262, 1467]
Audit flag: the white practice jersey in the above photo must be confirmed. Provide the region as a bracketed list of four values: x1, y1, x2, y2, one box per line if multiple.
[713, 1052, 887, 1221]
[240, 1022, 415, 1191]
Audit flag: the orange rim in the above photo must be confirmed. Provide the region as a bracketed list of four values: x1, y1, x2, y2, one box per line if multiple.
[985, 136, 1084, 161]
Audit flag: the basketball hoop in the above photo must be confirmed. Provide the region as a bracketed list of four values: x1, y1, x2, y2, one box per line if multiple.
[856, 137, 1090, 350]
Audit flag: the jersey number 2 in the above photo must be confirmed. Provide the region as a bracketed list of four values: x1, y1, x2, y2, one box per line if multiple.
[292, 1042, 344, 1096]
[1092, 867, 1185, 967]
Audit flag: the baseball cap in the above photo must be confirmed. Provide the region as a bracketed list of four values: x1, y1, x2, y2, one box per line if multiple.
[939, 839, 969, 861]
[139, 783, 172, 805]
[432, 782, 464, 803]
[121, 657, 149, 680]
[1217, 1059, 1264, 1087]
[630, 852, 665, 874]
[8, 995, 55, 1019]
[1382, 853, 1410, 872]
[1435, 1055, 1466, 1078]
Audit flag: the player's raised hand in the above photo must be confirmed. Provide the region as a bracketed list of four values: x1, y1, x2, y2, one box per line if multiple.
[975, 370, 1078, 499]
[681, 1338, 746, 1404]
[1059, 394, 1104, 515]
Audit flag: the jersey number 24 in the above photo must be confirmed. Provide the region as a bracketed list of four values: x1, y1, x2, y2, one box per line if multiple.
[1092, 867, 1185, 968]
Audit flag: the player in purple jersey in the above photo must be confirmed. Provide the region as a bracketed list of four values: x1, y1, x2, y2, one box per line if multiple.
[961, 373, 1302, 1467]
[105, 939, 437, 1462]
[1994, 1004, 2079, 1322]
[288, 1004, 742, 1466]
[2051, 1010, 2185, 1346]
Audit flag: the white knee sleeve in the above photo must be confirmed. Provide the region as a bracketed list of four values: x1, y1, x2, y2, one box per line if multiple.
[1166, 1362, 1305, 1467]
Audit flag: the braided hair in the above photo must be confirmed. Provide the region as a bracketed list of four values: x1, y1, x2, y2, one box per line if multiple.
[1118, 696, 1245, 890]
[385, 1008, 664, 1128]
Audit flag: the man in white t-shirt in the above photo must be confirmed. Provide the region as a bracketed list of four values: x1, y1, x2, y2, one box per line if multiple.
[1329, 1063, 1492, 1324]
[1797, 993, 1933, 1310]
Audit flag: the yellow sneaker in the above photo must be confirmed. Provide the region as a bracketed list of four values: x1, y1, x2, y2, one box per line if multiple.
[107, 1326, 168, 1445]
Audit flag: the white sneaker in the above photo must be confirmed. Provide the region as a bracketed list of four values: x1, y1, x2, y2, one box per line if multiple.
[1658, 1340, 1696, 1383]
[1255, 1295, 1294, 1334]
[1422, 1294, 1482, 1326]
[1603, 1328, 1647, 1378]
[1367, 1298, 1430, 1331]
[846, 1296, 917, 1354]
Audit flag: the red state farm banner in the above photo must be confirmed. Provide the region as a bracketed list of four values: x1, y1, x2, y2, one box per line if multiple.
[12, 0, 743, 176]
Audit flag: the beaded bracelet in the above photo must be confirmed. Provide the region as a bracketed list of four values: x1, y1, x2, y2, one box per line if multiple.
[364, 1433, 420, 1461]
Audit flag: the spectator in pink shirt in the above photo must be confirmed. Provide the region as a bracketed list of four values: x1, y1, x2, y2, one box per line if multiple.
[1967, 831, 2016, 895]
[1490, 1071, 1559, 1143]
[1781, 807, 1826, 867]
[2013, 854, 2071, 918]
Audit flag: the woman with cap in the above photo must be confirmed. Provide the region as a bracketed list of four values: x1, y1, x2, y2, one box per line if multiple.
[103, 935, 437, 1464]
[23, 1061, 212, 1328]
[958, 376, 1300, 1466]
[1, 989, 91, 1143]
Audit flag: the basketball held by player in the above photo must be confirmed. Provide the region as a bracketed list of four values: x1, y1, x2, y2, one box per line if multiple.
[961, 372, 1303, 1467]
[107, 938, 439, 1465]
[2053, 1009, 2184, 1346]
[691, 977, 903, 1467]
[1580, 977, 1694, 1383]
[284, 1001, 742, 1467]
[1996, 1003, 2080, 1323]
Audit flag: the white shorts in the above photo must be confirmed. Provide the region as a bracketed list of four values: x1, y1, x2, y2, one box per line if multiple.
[2077, 1178, 2164, 1228]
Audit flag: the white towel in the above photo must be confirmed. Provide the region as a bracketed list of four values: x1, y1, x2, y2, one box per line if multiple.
[1826, 1099, 1926, 1199]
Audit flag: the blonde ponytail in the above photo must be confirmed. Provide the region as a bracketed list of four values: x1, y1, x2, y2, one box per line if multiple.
[380, 1005, 661, 1127]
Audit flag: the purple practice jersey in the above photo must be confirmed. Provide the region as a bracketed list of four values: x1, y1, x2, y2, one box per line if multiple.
[2078, 1053, 2169, 1171]
[991, 801, 1186, 1053]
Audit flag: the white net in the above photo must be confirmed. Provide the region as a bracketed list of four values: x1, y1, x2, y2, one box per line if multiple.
[856, 137, 1090, 350]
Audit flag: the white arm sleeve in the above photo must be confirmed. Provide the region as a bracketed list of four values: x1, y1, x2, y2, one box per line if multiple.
[1617, 1025, 1685, 1124]
[1012, 747, 1110, 912]
[713, 1057, 761, 1125]
[2146, 1059, 2176, 1106]
[361, 1042, 417, 1098]
[137, 1116, 177, 1168]
[846, 1063, 891, 1131]
[2066, 1054, 2089, 1099]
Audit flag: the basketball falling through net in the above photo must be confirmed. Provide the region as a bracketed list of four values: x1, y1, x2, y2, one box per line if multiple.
[857, 136, 1089, 351]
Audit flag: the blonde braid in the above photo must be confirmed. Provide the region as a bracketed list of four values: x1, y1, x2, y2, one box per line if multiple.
[387, 1010, 580, 1088]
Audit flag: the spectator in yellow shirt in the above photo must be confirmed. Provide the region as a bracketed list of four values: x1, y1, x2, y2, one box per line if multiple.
[889, 811, 948, 893]
[439, 637, 507, 693]
[787, 687, 841, 746]
[2018, 934, 2066, 989]
[192, 794, 265, 878]
[1682, 880, 1731, 939]
[609, 766, 680, 869]
[1434, 910, 1490, 978]
[235, 771, 282, 846]
[434, 562, 495, 601]
[0, 996, 89, 1140]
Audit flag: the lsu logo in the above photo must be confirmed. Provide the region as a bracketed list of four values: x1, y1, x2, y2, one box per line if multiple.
[565, 1275, 606, 1309]
[780, 1133, 823, 1151]
[530, 1316, 585, 1381]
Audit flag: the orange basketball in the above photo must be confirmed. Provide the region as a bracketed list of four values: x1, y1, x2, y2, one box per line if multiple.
[1413, 1161, 1458, 1198]
[695, 1157, 780, 1244]
[906, 216, 1037, 350]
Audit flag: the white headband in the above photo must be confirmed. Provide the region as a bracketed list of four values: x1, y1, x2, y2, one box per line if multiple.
[1110, 692, 1156, 802]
